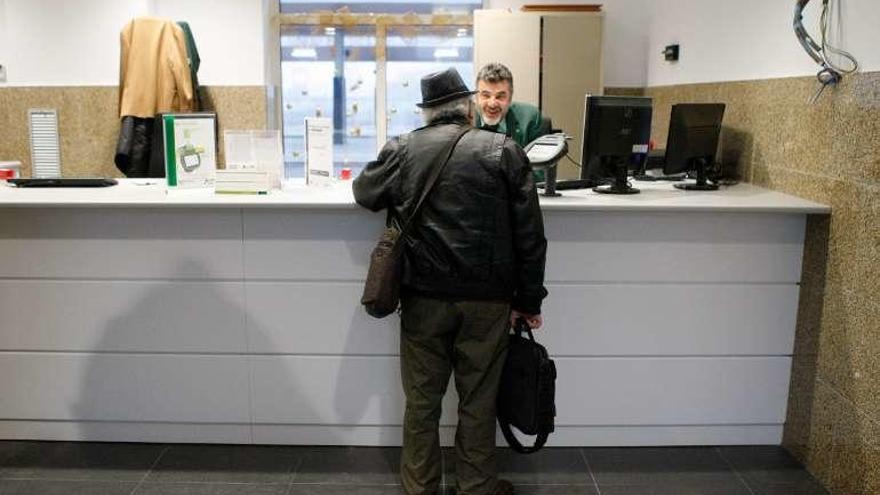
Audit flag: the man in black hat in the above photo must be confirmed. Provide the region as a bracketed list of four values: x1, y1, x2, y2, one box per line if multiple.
[353, 68, 547, 495]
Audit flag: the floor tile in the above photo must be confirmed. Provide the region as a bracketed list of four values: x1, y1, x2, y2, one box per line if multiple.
[0, 479, 137, 494]
[287, 486, 405, 494]
[145, 444, 301, 484]
[133, 483, 290, 495]
[584, 447, 739, 486]
[0, 441, 164, 481]
[598, 481, 752, 495]
[717, 446, 829, 493]
[511, 485, 599, 494]
[292, 447, 400, 485]
[0, 442, 834, 495]
[444, 447, 591, 486]
[748, 479, 831, 495]
[0, 443, 30, 466]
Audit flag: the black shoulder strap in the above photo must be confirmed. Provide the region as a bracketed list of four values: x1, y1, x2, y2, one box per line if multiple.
[399, 125, 470, 235]
[499, 420, 548, 454]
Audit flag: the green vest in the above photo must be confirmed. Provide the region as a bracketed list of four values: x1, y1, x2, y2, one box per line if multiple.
[476, 101, 547, 181]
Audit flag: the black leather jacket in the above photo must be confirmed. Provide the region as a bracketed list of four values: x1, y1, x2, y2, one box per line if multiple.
[353, 117, 548, 314]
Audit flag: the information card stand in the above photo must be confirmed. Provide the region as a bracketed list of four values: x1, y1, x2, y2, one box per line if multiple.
[163, 113, 218, 191]
[304, 117, 333, 186]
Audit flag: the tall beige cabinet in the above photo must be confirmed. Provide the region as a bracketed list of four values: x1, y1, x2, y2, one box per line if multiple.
[474, 9, 603, 179]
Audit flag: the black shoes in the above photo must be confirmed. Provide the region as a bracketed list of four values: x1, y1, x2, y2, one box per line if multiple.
[494, 479, 515, 495]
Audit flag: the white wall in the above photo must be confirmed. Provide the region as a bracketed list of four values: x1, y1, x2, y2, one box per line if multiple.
[646, 0, 880, 87]
[1, 0, 646, 88]
[488, 0, 649, 88]
[0, 0, 265, 86]
[152, 0, 265, 86]
[0, 0, 7, 78]
[6, 0, 873, 88]
[1, 0, 147, 86]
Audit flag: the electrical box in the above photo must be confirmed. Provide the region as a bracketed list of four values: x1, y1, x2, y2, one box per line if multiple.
[663, 44, 680, 62]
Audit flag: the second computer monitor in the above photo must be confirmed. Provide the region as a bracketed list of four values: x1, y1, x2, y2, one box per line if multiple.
[663, 103, 726, 190]
[581, 95, 653, 194]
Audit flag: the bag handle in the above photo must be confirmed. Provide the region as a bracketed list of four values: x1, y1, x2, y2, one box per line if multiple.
[500, 317, 546, 454]
[499, 419, 548, 454]
[398, 125, 471, 236]
[514, 317, 536, 342]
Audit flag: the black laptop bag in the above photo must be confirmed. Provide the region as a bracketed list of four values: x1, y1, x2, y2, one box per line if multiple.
[496, 319, 557, 454]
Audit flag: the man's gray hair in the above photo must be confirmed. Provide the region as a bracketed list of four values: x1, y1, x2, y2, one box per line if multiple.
[421, 96, 472, 124]
[476, 62, 514, 93]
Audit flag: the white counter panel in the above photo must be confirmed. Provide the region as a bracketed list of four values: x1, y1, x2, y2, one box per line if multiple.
[250, 356, 790, 426]
[250, 355, 404, 425]
[243, 282, 797, 356]
[0, 354, 250, 423]
[242, 210, 806, 284]
[0, 421, 252, 444]
[0, 281, 247, 352]
[552, 357, 792, 425]
[540, 283, 799, 356]
[0, 181, 826, 446]
[245, 282, 399, 355]
[0, 209, 244, 280]
[243, 210, 380, 280]
[544, 212, 806, 283]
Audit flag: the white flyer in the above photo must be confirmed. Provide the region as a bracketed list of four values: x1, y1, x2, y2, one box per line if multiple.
[304, 117, 333, 186]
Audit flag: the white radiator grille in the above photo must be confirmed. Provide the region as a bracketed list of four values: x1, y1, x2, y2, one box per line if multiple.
[28, 109, 62, 178]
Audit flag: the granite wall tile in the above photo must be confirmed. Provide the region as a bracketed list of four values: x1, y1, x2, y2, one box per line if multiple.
[783, 352, 820, 463]
[830, 72, 880, 185]
[0, 90, 11, 163]
[0, 86, 267, 178]
[647, 71, 879, 495]
[604, 87, 644, 97]
[803, 378, 839, 486]
[828, 392, 880, 495]
[815, 281, 872, 410]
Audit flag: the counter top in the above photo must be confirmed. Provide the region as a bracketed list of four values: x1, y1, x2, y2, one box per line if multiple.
[0, 179, 830, 214]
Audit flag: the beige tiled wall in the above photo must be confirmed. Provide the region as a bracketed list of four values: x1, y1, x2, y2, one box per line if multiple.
[646, 72, 880, 495]
[0, 86, 267, 178]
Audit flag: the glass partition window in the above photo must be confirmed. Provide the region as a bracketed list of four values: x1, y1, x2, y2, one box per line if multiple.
[280, 25, 377, 178]
[386, 26, 473, 139]
[278, 1, 479, 180]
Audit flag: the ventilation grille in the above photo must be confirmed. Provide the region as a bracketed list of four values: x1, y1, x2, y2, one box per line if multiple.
[28, 109, 62, 178]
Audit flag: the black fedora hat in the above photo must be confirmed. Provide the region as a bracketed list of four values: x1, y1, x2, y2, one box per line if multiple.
[417, 67, 476, 108]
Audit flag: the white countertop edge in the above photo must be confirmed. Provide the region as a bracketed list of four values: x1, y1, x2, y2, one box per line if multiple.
[0, 180, 831, 214]
[0, 201, 831, 214]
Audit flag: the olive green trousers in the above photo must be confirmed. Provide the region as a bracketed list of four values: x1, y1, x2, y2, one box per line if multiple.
[399, 294, 510, 495]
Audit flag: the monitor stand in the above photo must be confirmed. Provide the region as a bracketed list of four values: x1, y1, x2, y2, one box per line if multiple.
[593, 158, 639, 195]
[674, 158, 719, 191]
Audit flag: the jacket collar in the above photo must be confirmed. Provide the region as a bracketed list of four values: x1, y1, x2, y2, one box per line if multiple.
[425, 115, 471, 128]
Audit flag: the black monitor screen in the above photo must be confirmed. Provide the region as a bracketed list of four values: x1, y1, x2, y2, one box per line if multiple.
[663, 103, 726, 176]
[581, 95, 653, 182]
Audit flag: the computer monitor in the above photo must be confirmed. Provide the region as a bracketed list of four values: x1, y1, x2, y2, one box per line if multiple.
[581, 95, 653, 195]
[662, 103, 726, 191]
